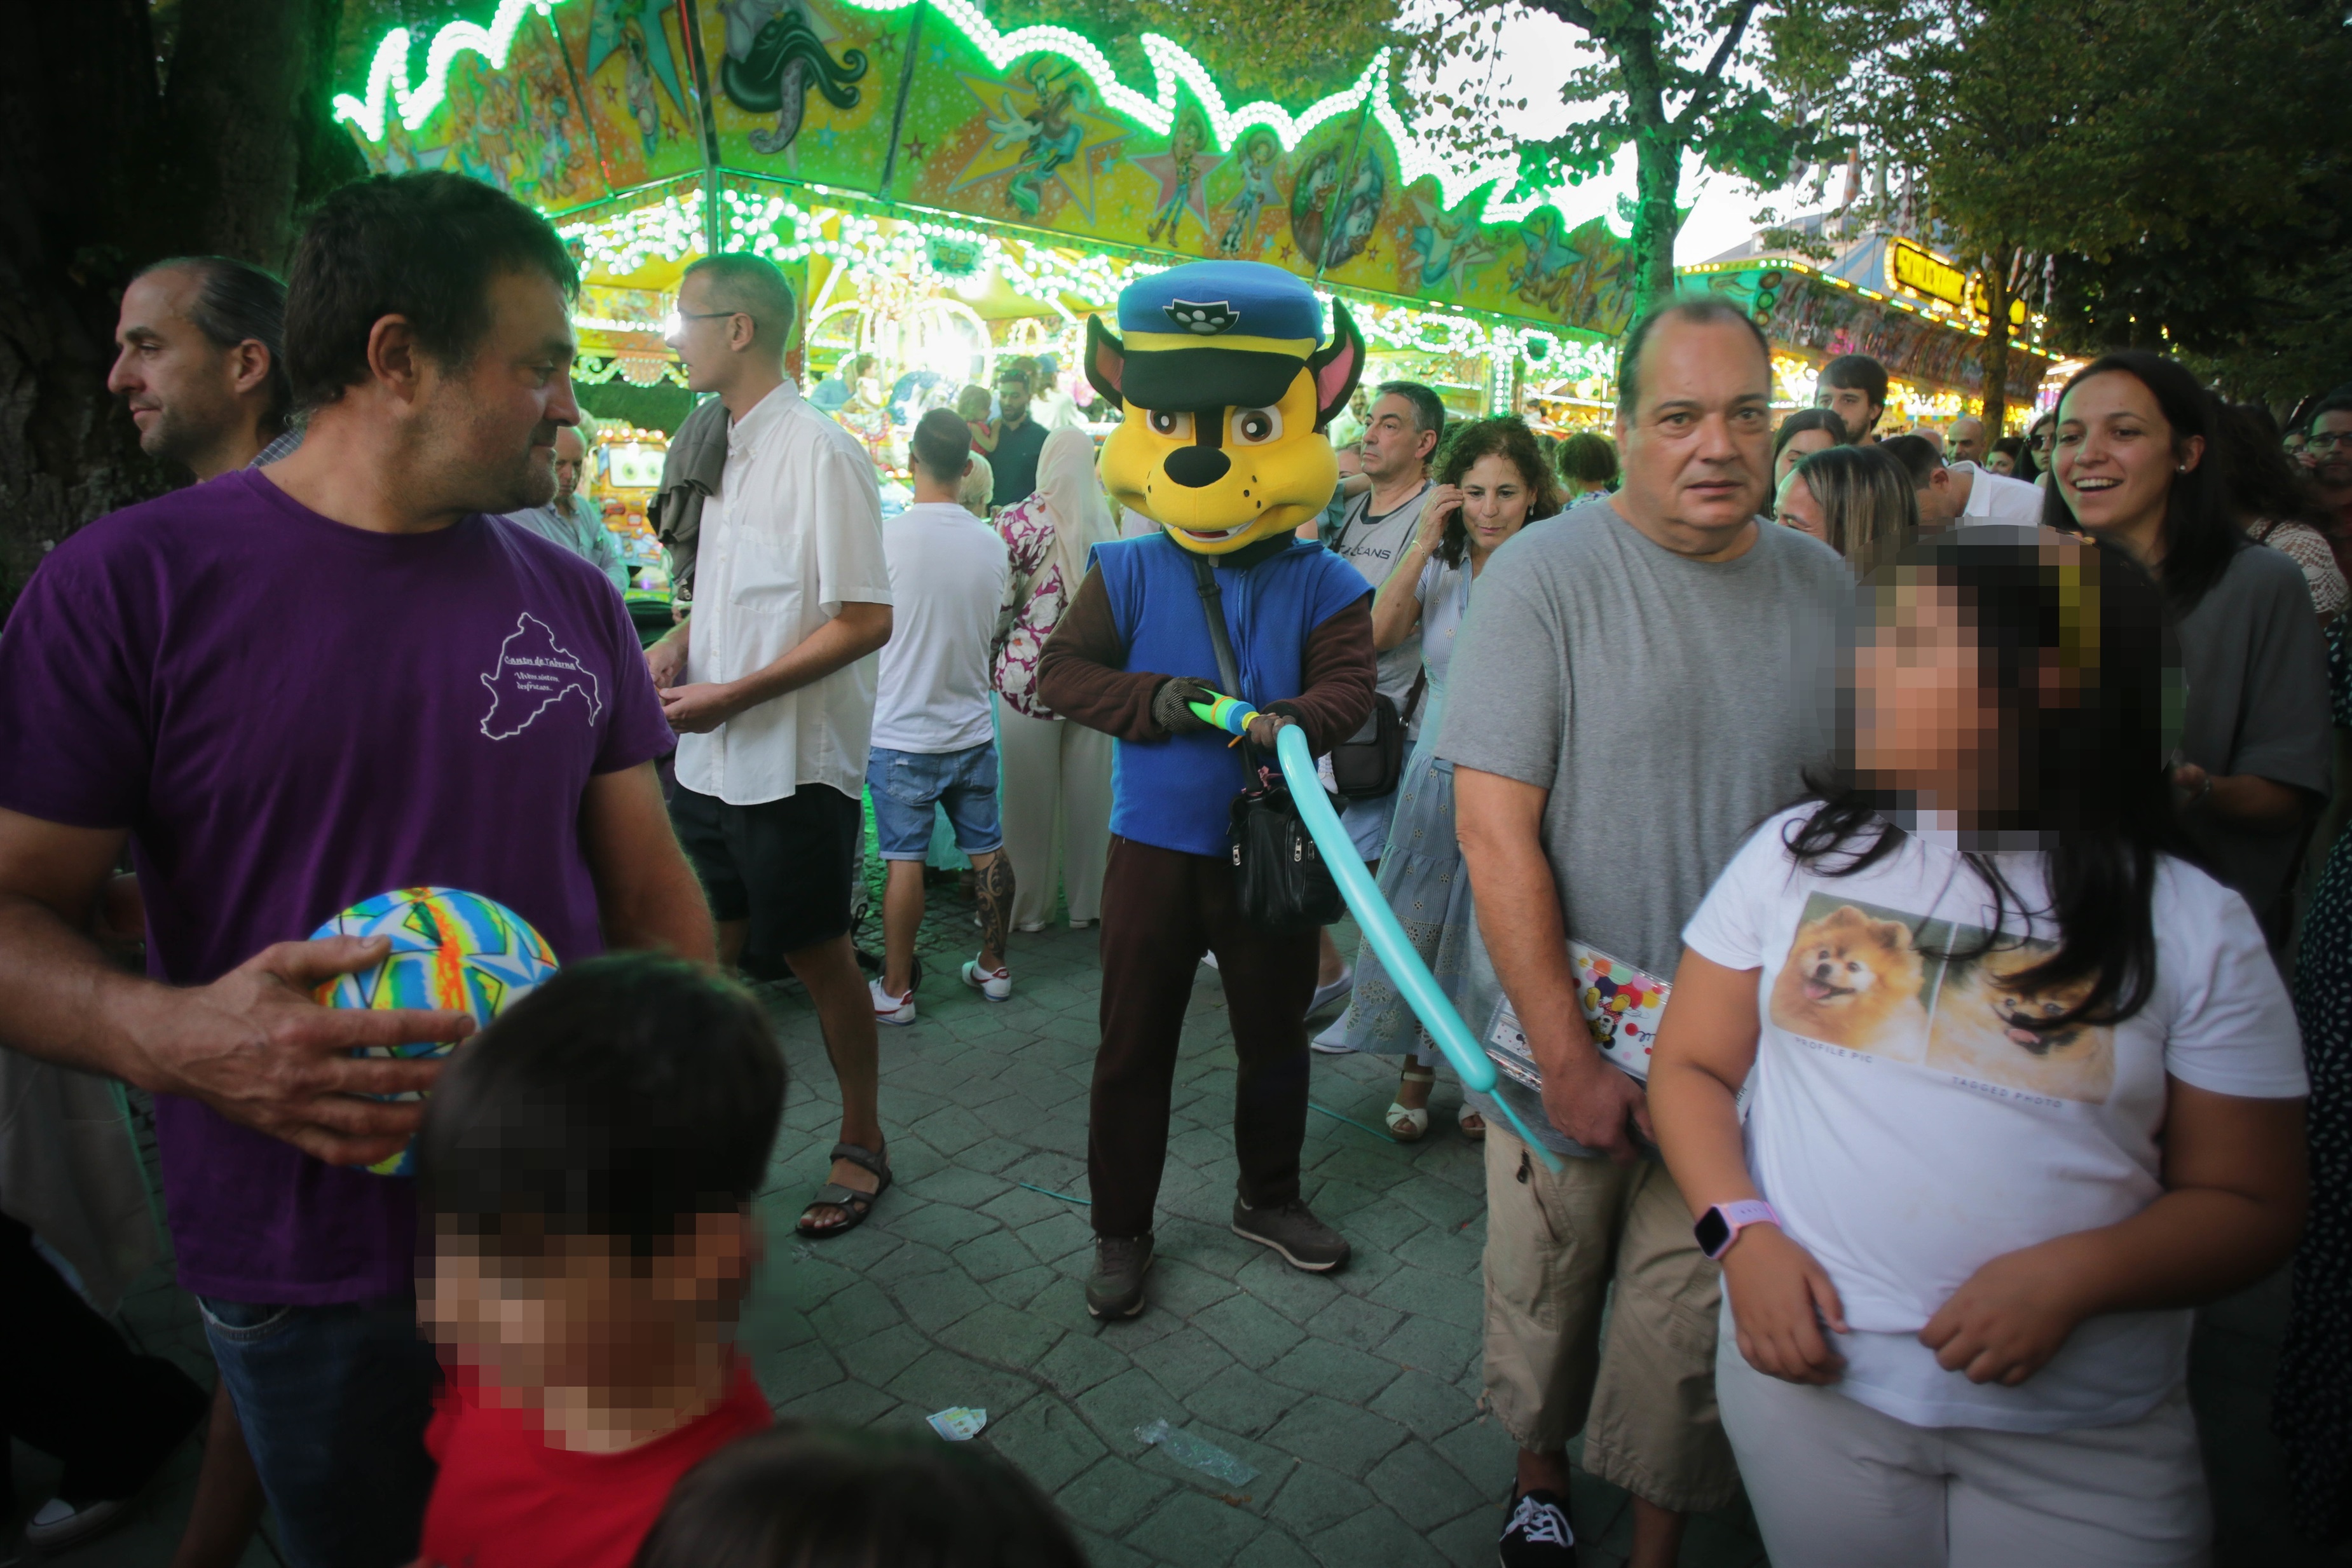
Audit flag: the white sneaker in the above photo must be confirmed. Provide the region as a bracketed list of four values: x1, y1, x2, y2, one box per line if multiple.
[1307, 966, 1354, 1019]
[1309, 1016, 1355, 1054]
[962, 958, 1013, 1001]
[25, 1496, 128, 1550]
[869, 976, 916, 1026]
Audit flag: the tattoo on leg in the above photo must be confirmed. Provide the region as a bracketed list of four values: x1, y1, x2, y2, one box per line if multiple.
[975, 854, 1015, 963]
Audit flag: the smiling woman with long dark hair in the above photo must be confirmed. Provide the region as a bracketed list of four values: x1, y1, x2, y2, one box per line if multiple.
[2043, 351, 2332, 945]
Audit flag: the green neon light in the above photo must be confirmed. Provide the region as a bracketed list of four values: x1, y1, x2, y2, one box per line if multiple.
[333, 0, 1606, 232]
[332, 0, 556, 140]
[557, 187, 1607, 389]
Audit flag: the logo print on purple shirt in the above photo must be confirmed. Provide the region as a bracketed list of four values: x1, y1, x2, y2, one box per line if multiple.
[479, 613, 603, 740]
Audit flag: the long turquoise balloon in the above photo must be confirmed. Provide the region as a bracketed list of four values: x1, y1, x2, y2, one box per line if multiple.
[1191, 694, 1563, 1168]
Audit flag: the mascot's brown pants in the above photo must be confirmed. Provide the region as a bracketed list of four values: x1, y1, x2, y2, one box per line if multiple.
[1088, 836, 1317, 1239]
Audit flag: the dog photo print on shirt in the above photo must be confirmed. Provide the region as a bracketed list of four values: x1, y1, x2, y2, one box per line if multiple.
[1768, 893, 2115, 1105]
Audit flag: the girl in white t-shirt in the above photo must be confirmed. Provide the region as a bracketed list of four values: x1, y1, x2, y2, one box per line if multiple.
[1649, 527, 2309, 1567]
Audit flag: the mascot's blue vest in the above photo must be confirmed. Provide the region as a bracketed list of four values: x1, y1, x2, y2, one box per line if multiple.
[1092, 532, 1370, 857]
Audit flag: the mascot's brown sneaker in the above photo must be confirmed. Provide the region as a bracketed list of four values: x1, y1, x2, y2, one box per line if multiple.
[1231, 1197, 1351, 1271]
[1086, 1233, 1156, 1319]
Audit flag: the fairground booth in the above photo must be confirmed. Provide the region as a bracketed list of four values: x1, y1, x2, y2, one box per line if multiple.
[328, 0, 1653, 599]
[1678, 226, 2055, 433]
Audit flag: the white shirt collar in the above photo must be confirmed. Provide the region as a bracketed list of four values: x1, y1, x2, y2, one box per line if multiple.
[727, 381, 801, 451]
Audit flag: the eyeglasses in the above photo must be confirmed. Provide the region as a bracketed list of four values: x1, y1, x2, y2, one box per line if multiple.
[2309, 432, 2352, 453]
[664, 308, 742, 336]
[2030, 434, 2052, 452]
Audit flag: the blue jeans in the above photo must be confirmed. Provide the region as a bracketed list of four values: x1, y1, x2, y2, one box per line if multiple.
[198, 1293, 438, 1568]
[868, 742, 1004, 859]
[1338, 786, 1399, 863]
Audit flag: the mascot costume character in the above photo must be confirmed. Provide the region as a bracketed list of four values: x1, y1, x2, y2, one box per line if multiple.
[1033, 259, 1379, 1319]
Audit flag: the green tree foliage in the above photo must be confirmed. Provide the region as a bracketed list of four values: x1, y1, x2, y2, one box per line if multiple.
[1768, 0, 2351, 425]
[2038, 1, 2351, 407]
[1403, 0, 1839, 303]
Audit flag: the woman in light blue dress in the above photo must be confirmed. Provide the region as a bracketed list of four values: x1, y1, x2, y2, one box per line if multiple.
[1319, 416, 1562, 1140]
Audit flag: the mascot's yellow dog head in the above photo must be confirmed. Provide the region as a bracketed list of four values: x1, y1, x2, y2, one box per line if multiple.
[1084, 260, 1365, 555]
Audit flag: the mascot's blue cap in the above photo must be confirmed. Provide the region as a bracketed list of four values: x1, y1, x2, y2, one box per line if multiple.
[1109, 261, 1328, 412]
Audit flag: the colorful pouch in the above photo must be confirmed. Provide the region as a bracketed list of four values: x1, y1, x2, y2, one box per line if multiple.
[1483, 941, 1671, 1091]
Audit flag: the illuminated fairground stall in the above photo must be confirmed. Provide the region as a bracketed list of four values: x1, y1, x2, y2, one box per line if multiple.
[328, 0, 1646, 483]
[1679, 230, 2053, 433]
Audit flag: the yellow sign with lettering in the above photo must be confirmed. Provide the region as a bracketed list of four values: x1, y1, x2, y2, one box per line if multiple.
[1888, 238, 2027, 328]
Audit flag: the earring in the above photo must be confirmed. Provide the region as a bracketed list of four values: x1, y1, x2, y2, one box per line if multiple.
[2177, 465, 2188, 474]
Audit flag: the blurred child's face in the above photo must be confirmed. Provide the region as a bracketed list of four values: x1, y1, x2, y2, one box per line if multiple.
[425, 1211, 757, 1428]
[1855, 576, 2000, 814]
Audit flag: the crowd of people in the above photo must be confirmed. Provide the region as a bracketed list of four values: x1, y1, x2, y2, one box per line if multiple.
[3, 165, 2351, 1568]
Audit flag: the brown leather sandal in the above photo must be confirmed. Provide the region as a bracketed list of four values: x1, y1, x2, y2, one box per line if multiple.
[797, 1141, 892, 1237]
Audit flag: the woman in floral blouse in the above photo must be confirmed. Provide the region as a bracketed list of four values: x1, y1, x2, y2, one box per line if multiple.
[994, 427, 1119, 930]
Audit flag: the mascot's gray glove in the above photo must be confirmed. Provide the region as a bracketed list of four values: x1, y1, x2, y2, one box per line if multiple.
[1151, 676, 1217, 735]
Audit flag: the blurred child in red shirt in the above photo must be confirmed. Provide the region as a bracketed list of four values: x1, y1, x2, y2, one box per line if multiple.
[410, 953, 786, 1568]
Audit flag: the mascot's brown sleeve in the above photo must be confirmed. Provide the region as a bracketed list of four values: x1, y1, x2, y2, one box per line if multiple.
[1037, 571, 1378, 754]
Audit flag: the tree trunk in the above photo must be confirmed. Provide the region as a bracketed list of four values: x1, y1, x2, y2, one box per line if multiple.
[1979, 245, 2013, 439]
[160, 0, 365, 262]
[0, 1, 167, 610]
[0, 0, 357, 614]
[1630, 130, 1685, 303]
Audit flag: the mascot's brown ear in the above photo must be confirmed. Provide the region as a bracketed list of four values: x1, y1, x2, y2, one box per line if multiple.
[1084, 316, 1125, 408]
[1310, 299, 1366, 432]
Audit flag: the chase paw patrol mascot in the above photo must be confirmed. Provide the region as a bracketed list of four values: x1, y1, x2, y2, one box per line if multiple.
[1034, 261, 1378, 1320]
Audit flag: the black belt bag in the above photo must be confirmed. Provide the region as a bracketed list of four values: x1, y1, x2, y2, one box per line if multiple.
[1325, 666, 1426, 801]
[1188, 555, 1345, 934]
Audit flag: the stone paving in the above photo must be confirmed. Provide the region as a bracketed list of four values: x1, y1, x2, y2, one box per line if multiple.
[3, 873, 2318, 1565]
[730, 882, 1770, 1568]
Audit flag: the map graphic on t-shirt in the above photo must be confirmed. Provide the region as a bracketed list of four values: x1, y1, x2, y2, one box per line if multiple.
[479, 613, 603, 740]
[1768, 891, 2115, 1104]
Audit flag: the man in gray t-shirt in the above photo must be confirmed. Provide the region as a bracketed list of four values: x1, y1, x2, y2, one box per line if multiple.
[1438, 299, 1847, 1562]
[1325, 381, 1441, 850]
[1308, 382, 1442, 1023]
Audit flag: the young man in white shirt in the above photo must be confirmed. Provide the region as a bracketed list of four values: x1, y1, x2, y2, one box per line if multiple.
[866, 409, 1016, 1025]
[1880, 432, 2047, 529]
[648, 254, 898, 1239]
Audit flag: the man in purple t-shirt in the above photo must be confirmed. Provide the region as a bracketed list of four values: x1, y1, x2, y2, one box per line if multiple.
[0, 173, 712, 1568]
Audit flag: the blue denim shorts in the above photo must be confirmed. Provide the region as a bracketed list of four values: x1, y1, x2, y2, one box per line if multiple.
[868, 742, 1004, 859]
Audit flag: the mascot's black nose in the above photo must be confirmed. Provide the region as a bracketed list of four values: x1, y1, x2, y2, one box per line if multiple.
[1163, 446, 1232, 488]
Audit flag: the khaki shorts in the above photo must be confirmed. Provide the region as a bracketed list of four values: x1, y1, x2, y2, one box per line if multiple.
[1480, 1128, 1739, 1513]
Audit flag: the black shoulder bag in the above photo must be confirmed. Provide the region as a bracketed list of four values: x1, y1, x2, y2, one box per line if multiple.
[1320, 491, 1423, 800]
[1187, 554, 1346, 934]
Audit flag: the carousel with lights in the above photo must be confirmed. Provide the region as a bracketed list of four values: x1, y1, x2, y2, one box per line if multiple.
[329, 0, 1654, 531]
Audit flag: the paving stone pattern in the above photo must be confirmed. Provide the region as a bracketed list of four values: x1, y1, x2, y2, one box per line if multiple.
[742, 883, 1770, 1568]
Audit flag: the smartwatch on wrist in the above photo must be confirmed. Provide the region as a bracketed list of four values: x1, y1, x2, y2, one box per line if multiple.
[1693, 1200, 1779, 1261]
